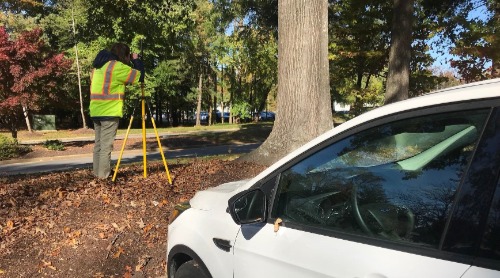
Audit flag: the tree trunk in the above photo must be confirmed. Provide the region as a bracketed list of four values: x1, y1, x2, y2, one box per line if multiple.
[241, 0, 332, 165]
[220, 65, 225, 124]
[384, 0, 413, 104]
[22, 105, 32, 133]
[196, 73, 203, 126]
[72, 7, 87, 129]
[229, 70, 233, 124]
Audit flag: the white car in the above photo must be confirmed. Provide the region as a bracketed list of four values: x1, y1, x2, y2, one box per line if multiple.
[167, 78, 500, 278]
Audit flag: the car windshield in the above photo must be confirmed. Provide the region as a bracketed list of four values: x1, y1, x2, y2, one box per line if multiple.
[312, 123, 477, 172]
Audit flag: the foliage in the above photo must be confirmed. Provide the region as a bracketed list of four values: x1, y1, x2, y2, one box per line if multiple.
[231, 102, 252, 121]
[226, 0, 278, 36]
[1, 0, 54, 17]
[431, 0, 499, 81]
[0, 134, 31, 160]
[0, 0, 497, 134]
[43, 139, 65, 151]
[328, 0, 390, 111]
[0, 27, 72, 138]
[0, 11, 38, 35]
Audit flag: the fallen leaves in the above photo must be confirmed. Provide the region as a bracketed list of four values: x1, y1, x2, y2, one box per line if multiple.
[143, 223, 153, 234]
[35, 226, 46, 236]
[0, 159, 266, 277]
[6, 220, 14, 229]
[113, 247, 125, 258]
[39, 260, 57, 271]
[136, 218, 145, 229]
[123, 265, 133, 278]
[135, 255, 152, 272]
[2, 220, 18, 235]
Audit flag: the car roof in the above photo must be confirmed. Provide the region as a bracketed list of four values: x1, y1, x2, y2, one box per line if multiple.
[244, 78, 500, 190]
[353, 78, 500, 127]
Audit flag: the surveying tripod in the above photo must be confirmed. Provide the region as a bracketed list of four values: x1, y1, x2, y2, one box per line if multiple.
[112, 82, 172, 184]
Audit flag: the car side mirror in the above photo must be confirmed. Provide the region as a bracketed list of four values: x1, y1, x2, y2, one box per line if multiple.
[228, 189, 267, 225]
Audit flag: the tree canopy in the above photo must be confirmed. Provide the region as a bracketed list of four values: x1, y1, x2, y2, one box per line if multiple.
[0, 27, 71, 138]
[0, 0, 498, 144]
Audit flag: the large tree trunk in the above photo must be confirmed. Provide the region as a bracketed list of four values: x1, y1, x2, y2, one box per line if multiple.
[241, 0, 332, 166]
[384, 0, 413, 104]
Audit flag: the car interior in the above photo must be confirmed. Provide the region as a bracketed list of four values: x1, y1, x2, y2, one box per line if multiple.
[273, 110, 489, 247]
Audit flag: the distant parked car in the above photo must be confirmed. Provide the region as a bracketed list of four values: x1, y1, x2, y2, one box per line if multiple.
[259, 111, 275, 121]
[215, 111, 230, 122]
[167, 78, 500, 278]
[199, 111, 209, 123]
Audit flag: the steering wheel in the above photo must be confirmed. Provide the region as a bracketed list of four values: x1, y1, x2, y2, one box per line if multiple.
[352, 184, 415, 240]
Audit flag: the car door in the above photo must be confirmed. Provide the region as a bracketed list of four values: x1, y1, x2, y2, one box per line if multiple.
[233, 105, 497, 278]
[461, 109, 500, 277]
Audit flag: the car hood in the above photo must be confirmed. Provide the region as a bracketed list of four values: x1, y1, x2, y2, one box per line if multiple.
[189, 179, 250, 211]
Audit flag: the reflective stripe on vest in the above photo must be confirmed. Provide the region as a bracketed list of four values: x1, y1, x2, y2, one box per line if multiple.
[90, 61, 125, 100]
[102, 60, 116, 94]
[126, 69, 138, 85]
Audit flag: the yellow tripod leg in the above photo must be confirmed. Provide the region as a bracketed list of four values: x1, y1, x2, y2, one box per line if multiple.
[150, 117, 172, 184]
[141, 87, 147, 178]
[112, 115, 134, 182]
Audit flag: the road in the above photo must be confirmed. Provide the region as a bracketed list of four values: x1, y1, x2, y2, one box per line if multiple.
[0, 143, 260, 176]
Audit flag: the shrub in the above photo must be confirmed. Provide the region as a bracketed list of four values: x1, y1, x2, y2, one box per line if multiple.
[0, 135, 32, 160]
[43, 139, 65, 151]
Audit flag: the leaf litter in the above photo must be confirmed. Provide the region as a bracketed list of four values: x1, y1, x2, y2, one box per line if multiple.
[0, 159, 265, 277]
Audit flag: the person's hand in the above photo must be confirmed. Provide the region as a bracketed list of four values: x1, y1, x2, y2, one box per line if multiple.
[131, 53, 139, 59]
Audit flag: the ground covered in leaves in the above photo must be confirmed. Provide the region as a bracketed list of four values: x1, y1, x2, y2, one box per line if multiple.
[0, 159, 266, 277]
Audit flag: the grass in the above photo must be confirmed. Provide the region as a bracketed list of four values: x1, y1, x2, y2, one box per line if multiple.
[0, 122, 271, 142]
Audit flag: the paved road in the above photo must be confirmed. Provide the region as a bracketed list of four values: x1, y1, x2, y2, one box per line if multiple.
[0, 143, 260, 176]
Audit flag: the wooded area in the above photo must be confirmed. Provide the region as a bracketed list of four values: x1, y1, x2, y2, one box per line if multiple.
[1, 0, 499, 160]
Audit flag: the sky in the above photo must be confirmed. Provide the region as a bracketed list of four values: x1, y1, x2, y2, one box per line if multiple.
[429, 4, 492, 73]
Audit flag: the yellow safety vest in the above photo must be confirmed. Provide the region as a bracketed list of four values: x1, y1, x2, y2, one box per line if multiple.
[89, 60, 139, 117]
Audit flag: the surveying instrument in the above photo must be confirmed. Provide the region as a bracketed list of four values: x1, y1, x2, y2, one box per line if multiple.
[112, 41, 172, 184]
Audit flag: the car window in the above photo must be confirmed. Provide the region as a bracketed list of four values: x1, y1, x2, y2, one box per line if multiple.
[478, 178, 500, 263]
[272, 109, 489, 248]
[449, 109, 500, 263]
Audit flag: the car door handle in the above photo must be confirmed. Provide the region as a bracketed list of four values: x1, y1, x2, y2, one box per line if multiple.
[213, 238, 232, 252]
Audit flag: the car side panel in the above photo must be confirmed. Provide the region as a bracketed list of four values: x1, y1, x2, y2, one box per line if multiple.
[233, 224, 470, 278]
[462, 267, 500, 278]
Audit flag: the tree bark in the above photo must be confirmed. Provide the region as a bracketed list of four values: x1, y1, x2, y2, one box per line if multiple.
[240, 0, 332, 165]
[22, 105, 32, 133]
[221, 65, 225, 124]
[196, 73, 203, 126]
[384, 0, 413, 104]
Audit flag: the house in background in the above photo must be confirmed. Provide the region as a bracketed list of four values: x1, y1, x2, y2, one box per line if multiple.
[333, 101, 351, 113]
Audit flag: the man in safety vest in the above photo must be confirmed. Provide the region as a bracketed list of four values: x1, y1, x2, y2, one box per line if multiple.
[89, 43, 144, 179]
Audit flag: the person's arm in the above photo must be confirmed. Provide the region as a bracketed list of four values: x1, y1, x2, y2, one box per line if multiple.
[130, 53, 145, 83]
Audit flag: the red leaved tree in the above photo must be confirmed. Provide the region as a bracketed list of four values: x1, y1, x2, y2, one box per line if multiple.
[0, 27, 71, 139]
